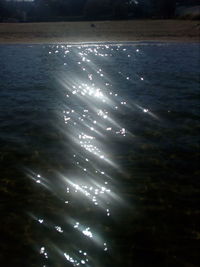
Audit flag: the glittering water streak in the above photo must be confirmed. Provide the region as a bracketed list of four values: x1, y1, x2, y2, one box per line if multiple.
[27, 43, 157, 266]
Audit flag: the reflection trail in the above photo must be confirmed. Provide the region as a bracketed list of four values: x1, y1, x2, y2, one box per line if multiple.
[28, 44, 157, 266]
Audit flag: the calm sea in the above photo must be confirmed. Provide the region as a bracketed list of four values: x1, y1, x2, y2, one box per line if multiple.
[0, 43, 199, 267]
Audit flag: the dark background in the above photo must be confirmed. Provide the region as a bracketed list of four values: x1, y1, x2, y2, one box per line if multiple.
[0, 0, 199, 22]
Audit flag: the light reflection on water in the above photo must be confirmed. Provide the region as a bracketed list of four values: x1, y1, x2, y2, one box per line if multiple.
[24, 43, 200, 267]
[28, 44, 146, 266]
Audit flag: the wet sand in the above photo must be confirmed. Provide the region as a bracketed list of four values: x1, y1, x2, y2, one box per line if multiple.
[0, 20, 199, 44]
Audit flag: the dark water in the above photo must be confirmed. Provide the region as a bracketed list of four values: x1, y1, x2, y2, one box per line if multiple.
[0, 43, 199, 267]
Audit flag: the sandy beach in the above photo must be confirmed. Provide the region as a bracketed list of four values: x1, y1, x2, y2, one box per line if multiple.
[0, 20, 199, 44]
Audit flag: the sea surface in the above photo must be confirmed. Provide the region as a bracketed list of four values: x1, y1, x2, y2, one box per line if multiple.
[0, 43, 199, 267]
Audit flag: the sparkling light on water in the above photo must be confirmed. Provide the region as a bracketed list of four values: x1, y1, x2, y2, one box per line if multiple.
[27, 43, 151, 265]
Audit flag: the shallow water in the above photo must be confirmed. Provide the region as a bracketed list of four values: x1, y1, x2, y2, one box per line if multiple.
[0, 43, 199, 267]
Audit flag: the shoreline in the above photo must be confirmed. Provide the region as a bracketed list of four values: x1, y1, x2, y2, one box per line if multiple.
[0, 20, 199, 44]
[1, 39, 198, 45]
